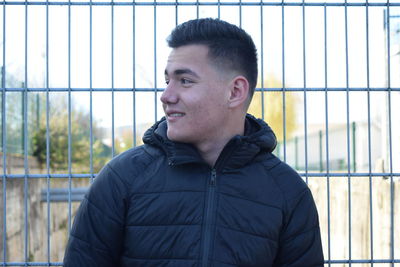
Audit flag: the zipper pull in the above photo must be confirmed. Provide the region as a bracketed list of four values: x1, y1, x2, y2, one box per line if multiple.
[210, 169, 217, 186]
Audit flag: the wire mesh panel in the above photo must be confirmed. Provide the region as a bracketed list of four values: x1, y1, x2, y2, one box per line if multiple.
[0, 0, 399, 266]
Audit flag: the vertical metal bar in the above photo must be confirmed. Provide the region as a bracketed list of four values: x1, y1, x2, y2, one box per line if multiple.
[260, 3, 264, 121]
[35, 94, 39, 129]
[45, 58, 51, 267]
[302, 0, 308, 184]
[239, 0, 242, 28]
[196, 0, 199, 18]
[1, 0, 7, 264]
[153, 0, 157, 123]
[45, 27, 51, 267]
[174, 0, 177, 26]
[282, 114, 288, 163]
[385, 3, 394, 266]
[323, 4, 331, 265]
[111, 0, 115, 157]
[344, 0, 352, 265]
[365, 1, 374, 264]
[132, 0, 136, 147]
[23, 0, 28, 264]
[67, 19, 72, 246]
[45, 0, 51, 263]
[352, 121, 356, 172]
[217, 0, 220, 19]
[67, 0, 72, 233]
[89, 0, 94, 183]
[281, 0, 286, 163]
[21, 87, 24, 154]
[319, 130, 322, 172]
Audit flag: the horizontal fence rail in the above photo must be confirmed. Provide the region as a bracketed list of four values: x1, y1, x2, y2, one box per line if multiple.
[1, 1, 400, 6]
[2, 87, 400, 92]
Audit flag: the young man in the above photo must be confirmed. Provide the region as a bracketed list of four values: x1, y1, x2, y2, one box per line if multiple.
[64, 18, 324, 266]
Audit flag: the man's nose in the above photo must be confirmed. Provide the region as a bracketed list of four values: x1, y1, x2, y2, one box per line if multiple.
[160, 82, 178, 104]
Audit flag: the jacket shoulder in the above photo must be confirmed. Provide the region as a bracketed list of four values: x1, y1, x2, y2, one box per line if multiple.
[260, 154, 309, 204]
[106, 145, 161, 185]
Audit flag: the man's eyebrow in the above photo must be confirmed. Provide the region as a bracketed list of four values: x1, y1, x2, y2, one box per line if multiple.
[164, 68, 200, 78]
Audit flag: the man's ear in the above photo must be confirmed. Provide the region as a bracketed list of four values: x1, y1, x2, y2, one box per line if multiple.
[228, 76, 250, 108]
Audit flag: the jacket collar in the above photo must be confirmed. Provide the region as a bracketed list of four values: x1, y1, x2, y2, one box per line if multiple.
[142, 114, 277, 170]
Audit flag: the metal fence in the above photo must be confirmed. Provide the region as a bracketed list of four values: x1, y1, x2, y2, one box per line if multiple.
[1, 0, 400, 266]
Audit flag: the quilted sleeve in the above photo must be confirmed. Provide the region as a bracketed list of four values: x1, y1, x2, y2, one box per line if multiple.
[273, 188, 324, 267]
[63, 164, 129, 267]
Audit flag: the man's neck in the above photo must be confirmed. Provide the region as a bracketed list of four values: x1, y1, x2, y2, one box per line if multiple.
[196, 142, 226, 167]
[195, 121, 245, 167]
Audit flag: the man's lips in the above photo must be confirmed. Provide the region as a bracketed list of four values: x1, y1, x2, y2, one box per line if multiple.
[165, 111, 186, 119]
[168, 113, 185, 117]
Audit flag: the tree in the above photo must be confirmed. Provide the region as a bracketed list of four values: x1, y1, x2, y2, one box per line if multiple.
[31, 94, 110, 173]
[248, 76, 298, 142]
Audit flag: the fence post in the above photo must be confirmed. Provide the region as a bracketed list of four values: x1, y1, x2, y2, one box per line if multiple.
[352, 121, 356, 172]
[21, 83, 25, 156]
[319, 130, 323, 172]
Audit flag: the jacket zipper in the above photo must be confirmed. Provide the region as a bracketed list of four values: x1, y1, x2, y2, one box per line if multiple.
[201, 169, 217, 267]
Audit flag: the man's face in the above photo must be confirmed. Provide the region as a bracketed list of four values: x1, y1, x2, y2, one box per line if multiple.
[161, 44, 232, 146]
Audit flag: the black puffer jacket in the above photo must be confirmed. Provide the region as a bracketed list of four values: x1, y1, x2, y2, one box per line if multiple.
[63, 114, 324, 267]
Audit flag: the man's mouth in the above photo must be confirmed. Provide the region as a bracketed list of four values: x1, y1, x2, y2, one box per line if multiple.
[167, 112, 185, 117]
[168, 113, 185, 117]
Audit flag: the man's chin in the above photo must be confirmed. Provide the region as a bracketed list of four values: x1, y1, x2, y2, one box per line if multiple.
[166, 130, 189, 143]
[166, 130, 180, 142]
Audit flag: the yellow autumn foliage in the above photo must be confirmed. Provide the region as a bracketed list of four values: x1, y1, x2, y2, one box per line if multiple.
[248, 76, 298, 142]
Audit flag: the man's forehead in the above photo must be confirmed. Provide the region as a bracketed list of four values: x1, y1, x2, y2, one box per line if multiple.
[164, 45, 210, 76]
[164, 67, 200, 78]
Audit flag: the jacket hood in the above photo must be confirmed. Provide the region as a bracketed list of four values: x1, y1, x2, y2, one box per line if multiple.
[143, 114, 277, 170]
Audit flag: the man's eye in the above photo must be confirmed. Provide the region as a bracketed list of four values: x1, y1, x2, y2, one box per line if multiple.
[181, 78, 192, 85]
[165, 80, 170, 85]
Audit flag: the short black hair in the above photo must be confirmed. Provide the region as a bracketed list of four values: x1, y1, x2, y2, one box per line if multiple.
[167, 18, 258, 99]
